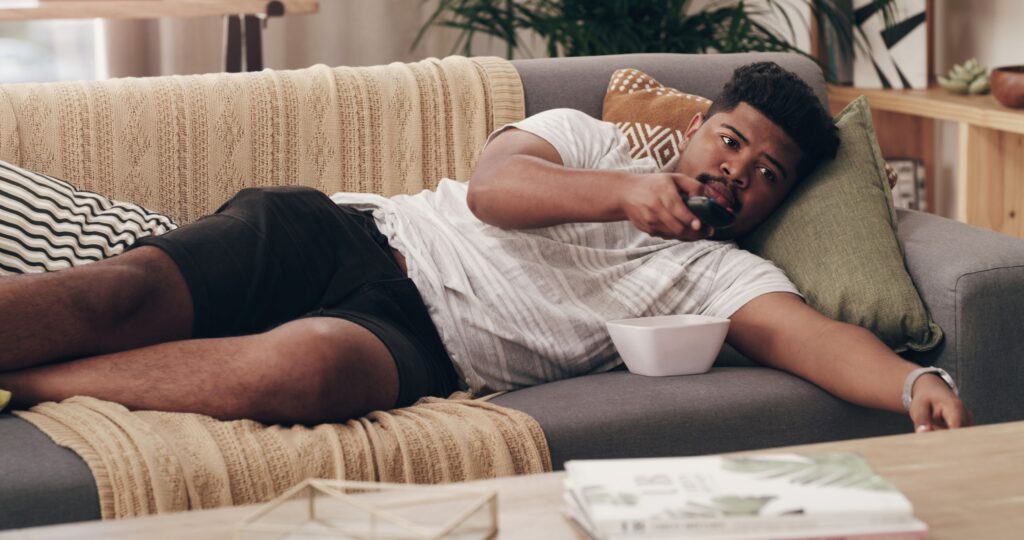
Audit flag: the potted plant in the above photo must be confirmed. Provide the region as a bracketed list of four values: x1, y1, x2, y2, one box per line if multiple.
[414, 0, 898, 83]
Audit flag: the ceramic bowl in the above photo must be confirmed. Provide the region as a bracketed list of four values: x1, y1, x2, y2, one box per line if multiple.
[991, 65, 1024, 109]
[606, 314, 730, 377]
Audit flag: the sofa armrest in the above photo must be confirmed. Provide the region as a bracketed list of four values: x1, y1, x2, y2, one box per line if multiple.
[897, 209, 1024, 424]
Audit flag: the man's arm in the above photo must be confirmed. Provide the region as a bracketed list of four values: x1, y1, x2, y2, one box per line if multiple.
[728, 292, 972, 431]
[468, 128, 710, 240]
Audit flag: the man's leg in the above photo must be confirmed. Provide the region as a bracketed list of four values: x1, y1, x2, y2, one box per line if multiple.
[0, 317, 399, 424]
[0, 246, 193, 372]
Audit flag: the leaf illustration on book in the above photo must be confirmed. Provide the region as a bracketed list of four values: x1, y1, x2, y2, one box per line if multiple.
[721, 453, 897, 492]
[660, 495, 778, 518]
[581, 485, 640, 506]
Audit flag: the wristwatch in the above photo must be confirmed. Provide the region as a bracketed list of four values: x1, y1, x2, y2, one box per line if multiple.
[901, 367, 958, 411]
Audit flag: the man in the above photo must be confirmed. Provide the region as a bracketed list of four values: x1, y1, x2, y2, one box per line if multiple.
[0, 63, 970, 433]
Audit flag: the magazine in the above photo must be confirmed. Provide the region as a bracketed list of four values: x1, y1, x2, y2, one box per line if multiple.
[563, 452, 928, 539]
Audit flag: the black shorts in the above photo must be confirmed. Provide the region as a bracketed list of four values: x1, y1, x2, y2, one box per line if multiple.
[131, 186, 460, 408]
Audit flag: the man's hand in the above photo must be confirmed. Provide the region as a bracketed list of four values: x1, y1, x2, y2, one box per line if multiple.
[908, 374, 974, 432]
[619, 172, 713, 241]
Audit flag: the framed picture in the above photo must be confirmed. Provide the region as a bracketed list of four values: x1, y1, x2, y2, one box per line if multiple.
[888, 158, 925, 211]
[853, 0, 929, 89]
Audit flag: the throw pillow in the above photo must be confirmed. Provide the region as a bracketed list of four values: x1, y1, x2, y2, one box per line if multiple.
[0, 160, 177, 275]
[603, 68, 712, 169]
[738, 96, 942, 352]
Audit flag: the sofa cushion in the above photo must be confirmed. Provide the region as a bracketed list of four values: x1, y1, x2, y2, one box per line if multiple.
[739, 97, 942, 352]
[0, 414, 99, 529]
[490, 368, 910, 470]
[602, 68, 711, 169]
[0, 160, 176, 276]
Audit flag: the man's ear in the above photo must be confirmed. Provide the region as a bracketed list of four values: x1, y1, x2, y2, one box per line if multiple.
[679, 112, 706, 151]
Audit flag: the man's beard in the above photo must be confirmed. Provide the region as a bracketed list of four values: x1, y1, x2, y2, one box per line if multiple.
[696, 173, 741, 213]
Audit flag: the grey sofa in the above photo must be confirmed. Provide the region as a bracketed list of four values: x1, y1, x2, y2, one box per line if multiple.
[4, 52, 1024, 531]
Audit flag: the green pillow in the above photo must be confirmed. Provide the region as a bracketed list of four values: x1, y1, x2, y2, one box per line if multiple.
[738, 96, 942, 353]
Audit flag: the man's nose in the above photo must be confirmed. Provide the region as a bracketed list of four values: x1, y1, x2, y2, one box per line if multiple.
[720, 162, 749, 188]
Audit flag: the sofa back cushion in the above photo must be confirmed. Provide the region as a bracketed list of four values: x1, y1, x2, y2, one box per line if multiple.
[513, 53, 828, 118]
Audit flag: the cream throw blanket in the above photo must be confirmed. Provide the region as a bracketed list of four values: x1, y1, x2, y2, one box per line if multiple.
[17, 395, 550, 518]
[5, 56, 550, 518]
[0, 56, 523, 224]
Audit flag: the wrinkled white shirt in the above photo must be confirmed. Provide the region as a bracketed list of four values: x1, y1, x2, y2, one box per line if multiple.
[332, 108, 800, 393]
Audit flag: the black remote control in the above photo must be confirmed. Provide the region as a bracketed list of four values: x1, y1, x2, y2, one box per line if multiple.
[685, 196, 735, 229]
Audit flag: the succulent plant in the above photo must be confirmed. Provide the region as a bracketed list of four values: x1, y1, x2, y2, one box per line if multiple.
[938, 58, 990, 95]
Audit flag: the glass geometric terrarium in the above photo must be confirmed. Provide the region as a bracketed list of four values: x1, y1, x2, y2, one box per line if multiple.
[234, 479, 498, 540]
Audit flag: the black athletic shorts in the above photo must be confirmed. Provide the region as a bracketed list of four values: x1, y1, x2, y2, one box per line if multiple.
[131, 186, 460, 408]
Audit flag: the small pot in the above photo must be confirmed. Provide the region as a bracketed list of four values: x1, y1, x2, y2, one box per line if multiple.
[991, 65, 1024, 109]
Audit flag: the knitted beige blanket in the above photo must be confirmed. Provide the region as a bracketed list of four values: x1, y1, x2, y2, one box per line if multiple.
[17, 394, 550, 518]
[0, 56, 524, 224]
[4, 55, 542, 518]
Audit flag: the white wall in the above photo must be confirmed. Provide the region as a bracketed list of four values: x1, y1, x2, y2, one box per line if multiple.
[261, 0, 524, 69]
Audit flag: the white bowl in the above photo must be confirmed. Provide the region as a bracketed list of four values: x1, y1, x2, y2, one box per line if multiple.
[606, 314, 730, 377]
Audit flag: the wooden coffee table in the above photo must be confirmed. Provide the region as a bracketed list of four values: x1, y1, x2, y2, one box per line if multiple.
[3, 421, 1022, 539]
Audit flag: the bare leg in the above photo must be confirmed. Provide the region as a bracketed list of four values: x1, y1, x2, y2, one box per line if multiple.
[0, 246, 192, 372]
[0, 317, 399, 424]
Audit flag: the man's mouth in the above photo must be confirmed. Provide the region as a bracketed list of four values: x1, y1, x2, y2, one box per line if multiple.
[696, 174, 739, 213]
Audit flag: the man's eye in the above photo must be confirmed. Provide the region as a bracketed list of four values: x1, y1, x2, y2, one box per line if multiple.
[759, 166, 776, 182]
[720, 135, 738, 148]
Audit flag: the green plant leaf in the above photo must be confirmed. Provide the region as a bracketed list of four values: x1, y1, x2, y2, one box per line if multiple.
[721, 454, 898, 492]
[411, 0, 897, 69]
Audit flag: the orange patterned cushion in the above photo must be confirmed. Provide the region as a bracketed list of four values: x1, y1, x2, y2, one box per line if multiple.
[602, 68, 712, 169]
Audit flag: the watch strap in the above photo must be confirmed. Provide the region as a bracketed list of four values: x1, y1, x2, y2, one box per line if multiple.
[902, 367, 958, 412]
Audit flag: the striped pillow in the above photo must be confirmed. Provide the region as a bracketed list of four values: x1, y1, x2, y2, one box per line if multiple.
[0, 160, 177, 275]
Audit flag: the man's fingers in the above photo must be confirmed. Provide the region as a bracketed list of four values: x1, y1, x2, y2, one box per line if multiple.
[669, 173, 700, 193]
[908, 398, 933, 432]
[656, 208, 686, 237]
[663, 193, 700, 232]
[939, 402, 965, 429]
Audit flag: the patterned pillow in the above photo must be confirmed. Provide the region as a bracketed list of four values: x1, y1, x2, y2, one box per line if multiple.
[0, 160, 177, 275]
[739, 97, 941, 352]
[602, 68, 712, 169]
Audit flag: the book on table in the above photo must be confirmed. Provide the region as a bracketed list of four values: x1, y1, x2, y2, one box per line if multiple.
[563, 452, 928, 540]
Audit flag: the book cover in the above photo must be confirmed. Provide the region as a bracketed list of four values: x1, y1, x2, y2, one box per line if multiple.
[564, 452, 928, 539]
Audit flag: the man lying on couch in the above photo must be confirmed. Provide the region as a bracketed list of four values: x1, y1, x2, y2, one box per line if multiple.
[0, 62, 970, 434]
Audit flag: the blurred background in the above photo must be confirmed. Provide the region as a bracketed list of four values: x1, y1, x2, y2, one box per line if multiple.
[0, 0, 1020, 219]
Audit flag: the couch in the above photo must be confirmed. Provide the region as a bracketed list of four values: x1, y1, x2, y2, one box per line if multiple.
[4, 52, 1024, 531]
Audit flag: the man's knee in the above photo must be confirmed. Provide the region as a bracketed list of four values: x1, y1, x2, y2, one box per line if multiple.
[74, 246, 191, 339]
[255, 318, 400, 422]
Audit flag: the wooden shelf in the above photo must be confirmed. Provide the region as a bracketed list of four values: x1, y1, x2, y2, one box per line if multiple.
[0, 0, 318, 21]
[828, 84, 1024, 136]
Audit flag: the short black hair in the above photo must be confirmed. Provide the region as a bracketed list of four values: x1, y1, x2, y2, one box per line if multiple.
[706, 62, 839, 178]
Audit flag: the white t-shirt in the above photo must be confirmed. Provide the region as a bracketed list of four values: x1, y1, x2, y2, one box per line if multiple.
[331, 108, 801, 393]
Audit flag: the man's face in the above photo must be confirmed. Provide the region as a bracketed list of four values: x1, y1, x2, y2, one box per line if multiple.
[673, 102, 803, 239]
